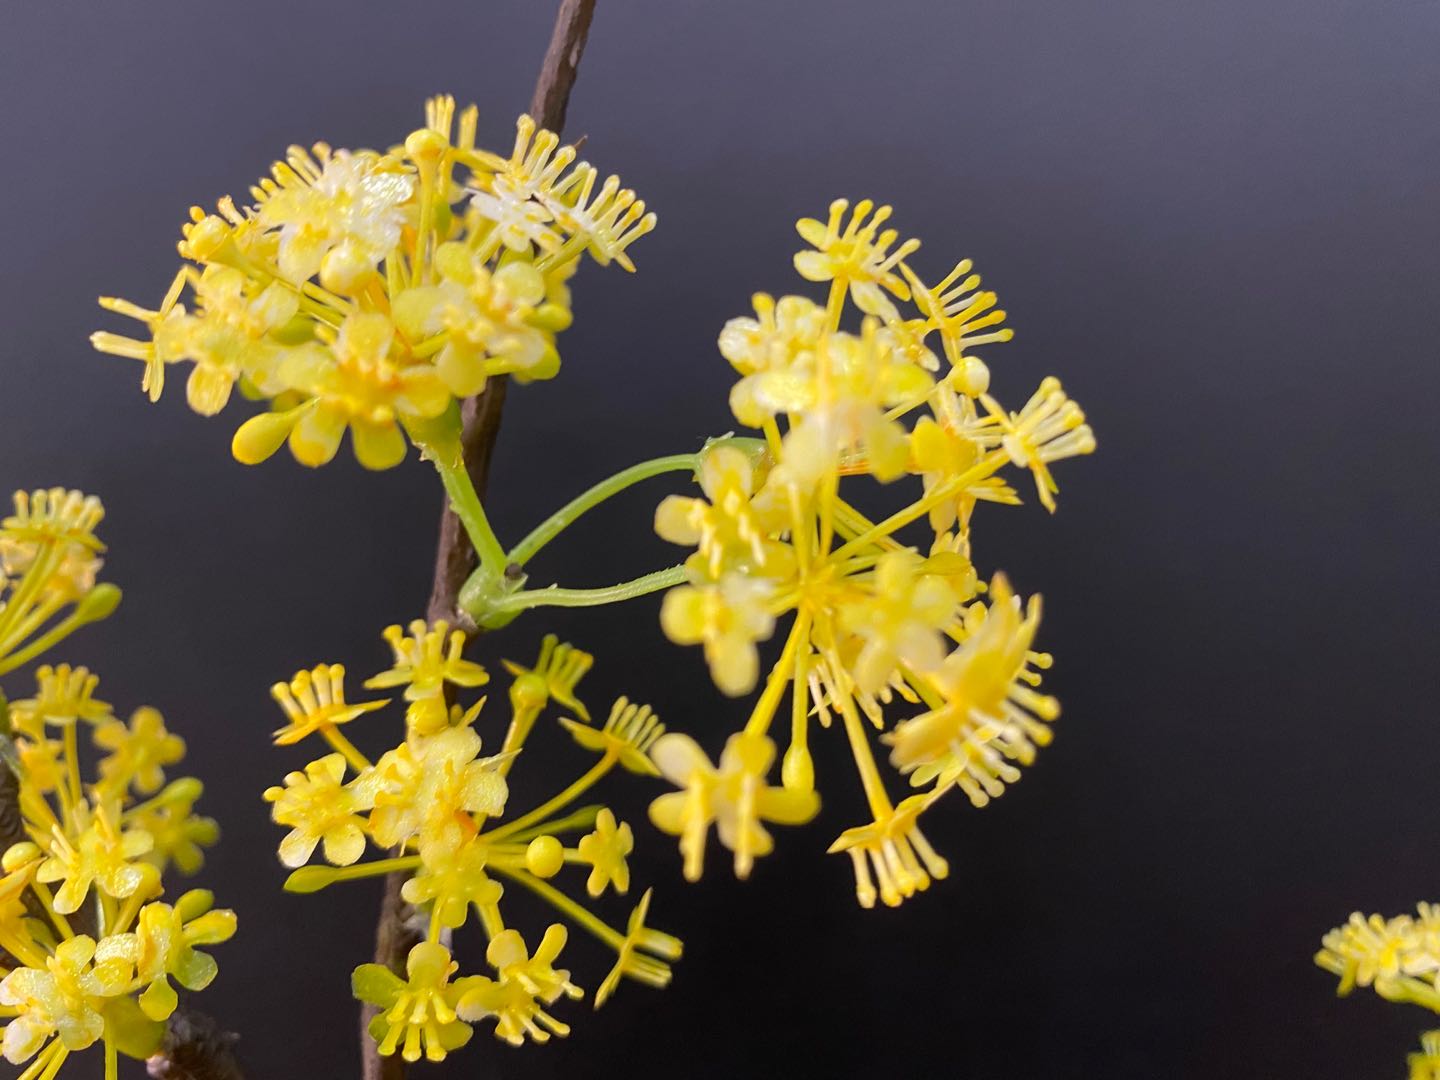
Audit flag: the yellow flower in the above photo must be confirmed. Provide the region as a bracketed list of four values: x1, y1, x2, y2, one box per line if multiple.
[132, 782, 220, 877]
[126, 891, 237, 1022]
[95, 100, 656, 480]
[828, 793, 949, 909]
[982, 376, 1096, 513]
[393, 247, 559, 397]
[365, 619, 489, 735]
[0, 489, 105, 578]
[14, 736, 66, 794]
[0, 935, 136, 1063]
[559, 696, 664, 775]
[94, 706, 186, 795]
[253, 145, 415, 287]
[655, 444, 791, 577]
[1316, 908, 1440, 1008]
[659, 575, 777, 698]
[259, 312, 452, 470]
[835, 550, 960, 695]
[94, 266, 299, 415]
[263, 753, 370, 868]
[900, 258, 1013, 385]
[793, 199, 920, 319]
[36, 806, 156, 914]
[400, 835, 503, 931]
[886, 575, 1059, 806]
[575, 809, 633, 897]
[469, 178, 565, 256]
[490, 114, 656, 270]
[1411, 1032, 1440, 1080]
[270, 663, 387, 747]
[456, 926, 582, 1047]
[595, 888, 683, 1007]
[356, 725, 508, 849]
[353, 941, 479, 1063]
[648, 731, 819, 881]
[8, 664, 113, 733]
[908, 387, 1018, 533]
[719, 292, 828, 377]
[502, 633, 593, 721]
[766, 322, 932, 488]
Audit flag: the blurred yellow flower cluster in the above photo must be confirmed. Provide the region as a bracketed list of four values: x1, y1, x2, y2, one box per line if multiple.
[1317, 904, 1440, 1076]
[649, 200, 1095, 906]
[92, 97, 654, 471]
[0, 490, 231, 1080]
[266, 627, 680, 1063]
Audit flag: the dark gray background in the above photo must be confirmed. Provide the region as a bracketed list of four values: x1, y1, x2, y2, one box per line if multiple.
[3, 1, 1438, 1076]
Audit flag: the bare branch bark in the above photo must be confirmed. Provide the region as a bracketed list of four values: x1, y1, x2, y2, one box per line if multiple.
[361, 3, 599, 1077]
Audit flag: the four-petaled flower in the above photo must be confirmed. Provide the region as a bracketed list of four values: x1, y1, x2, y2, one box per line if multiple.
[95, 706, 186, 795]
[365, 619, 489, 735]
[648, 731, 818, 881]
[456, 926, 582, 1047]
[353, 941, 480, 1064]
[270, 663, 387, 747]
[576, 809, 634, 897]
[264, 753, 370, 868]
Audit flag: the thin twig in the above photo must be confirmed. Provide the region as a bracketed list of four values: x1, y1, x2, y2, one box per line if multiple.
[361, 3, 600, 1078]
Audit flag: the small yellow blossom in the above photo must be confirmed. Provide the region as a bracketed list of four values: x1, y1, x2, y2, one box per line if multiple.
[1316, 907, 1440, 1009]
[94, 706, 186, 795]
[0, 935, 136, 1063]
[886, 575, 1059, 807]
[263, 312, 452, 470]
[836, 550, 960, 695]
[0, 489, 105, 577]
[794, 199, 919, 319]
[270, 663, 387, 747]
[37, 807, 156, 915]
[828, 793, 949, 909]
[660, 576, 777, 697]
[15, 736, 66, 794]
[9, 664, 113, 732]
[982, 376, 1096, 513]
[456, 926, 582, 1047]
[649, 731, 819, 880]
[559, 696, 663, 775]
[132, 784, 220, 877]
[125, 892, 238, 1022]
[1411, 1032, 1440, 1080]
[353, 941, 479, 1064]
[401, 835, 503, 931]
[901, 258, 1014, 379]
[357, 725, 508, 849]
[365, 619, 489, 735]
[575, 809, 633, 897]
[655, 444, 790, 577]
[595, 888, 683, 1007]
[263, 753, 370, 868]
[502, 633, 593, 721]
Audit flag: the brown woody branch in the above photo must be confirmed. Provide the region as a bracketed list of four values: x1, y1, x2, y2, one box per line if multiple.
[360, 2, 599, 1078]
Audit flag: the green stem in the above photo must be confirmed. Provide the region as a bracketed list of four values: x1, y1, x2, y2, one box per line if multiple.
[468, 564, 686, 623]
[507, 454, 699, 567]
[430, 442, 508, 580]
[406, 412, 508, 582]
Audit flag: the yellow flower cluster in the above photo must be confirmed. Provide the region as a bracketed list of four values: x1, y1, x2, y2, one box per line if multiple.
[1317, 904, 1440, 1074]
[650, 200, 1095, 906]
[92, 97, 655, 471]
[266, 626, 680, 1063]
[0, 490, 231, 1080]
